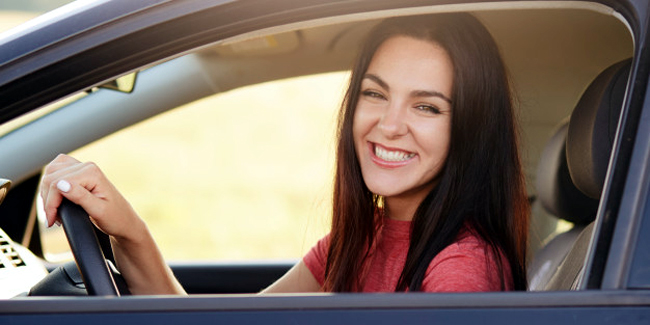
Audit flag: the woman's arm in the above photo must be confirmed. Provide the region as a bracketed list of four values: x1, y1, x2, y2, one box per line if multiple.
[261, 260, 320, 293]
[109, 221, 186, 295]
[41, 154, 321, 295]
[40, 154, 185, 295]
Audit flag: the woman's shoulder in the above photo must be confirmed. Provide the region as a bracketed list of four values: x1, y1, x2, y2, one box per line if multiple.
[430, 227, 490, 265]
[302, 233, 332, 286]
[448, 226, 488, 250]
[421, 226, 512, 292]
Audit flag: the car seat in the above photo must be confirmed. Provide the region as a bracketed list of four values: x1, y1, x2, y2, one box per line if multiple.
[528, 120, 599, 290]
[542, 58, 631, 290]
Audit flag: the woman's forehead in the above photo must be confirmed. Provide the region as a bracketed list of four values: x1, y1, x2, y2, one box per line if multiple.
[364, 36, 453, 97]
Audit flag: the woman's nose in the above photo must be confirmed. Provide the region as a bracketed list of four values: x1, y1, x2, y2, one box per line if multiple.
[378, 103, 408, 138]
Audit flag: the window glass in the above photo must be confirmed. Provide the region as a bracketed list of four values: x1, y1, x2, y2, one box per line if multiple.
[43, 71, 349, 261]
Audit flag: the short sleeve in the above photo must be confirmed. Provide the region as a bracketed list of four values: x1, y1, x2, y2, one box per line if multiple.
[420, 236, 512, 292]
[303, 234, 331, 286]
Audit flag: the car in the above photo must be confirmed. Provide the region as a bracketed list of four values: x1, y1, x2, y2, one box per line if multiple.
[0, 0, 649, 323]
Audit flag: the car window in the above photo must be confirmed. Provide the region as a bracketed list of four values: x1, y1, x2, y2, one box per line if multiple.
[24, 5, 632, 290]
[40, 71, 349, 261]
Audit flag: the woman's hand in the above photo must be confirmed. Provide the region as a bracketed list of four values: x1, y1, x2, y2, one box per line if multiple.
[40, 154, 143, 241]
[39, 154, 185, 295]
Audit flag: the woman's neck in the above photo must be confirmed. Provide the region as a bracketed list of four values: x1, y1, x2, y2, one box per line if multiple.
[385, 195, 421, 221]
[383, 180, 437, 221]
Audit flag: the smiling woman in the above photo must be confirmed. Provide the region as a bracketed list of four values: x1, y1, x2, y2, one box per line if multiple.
[309, 13, 528, 293]
[354, 36, 453, 221]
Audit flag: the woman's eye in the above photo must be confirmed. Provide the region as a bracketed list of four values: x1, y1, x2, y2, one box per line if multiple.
[415, 104, 442, 115]
[361, 90, 386, 100]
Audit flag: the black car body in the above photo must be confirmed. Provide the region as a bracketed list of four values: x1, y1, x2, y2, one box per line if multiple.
[0, 0, 649, 323]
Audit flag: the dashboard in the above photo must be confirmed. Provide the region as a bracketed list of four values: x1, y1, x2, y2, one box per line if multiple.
[0, 228, 47, 298]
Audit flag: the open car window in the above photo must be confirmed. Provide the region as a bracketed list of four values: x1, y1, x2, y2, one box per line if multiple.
[2, 4, 649, 321]
[41, 70, 350, 261]
[31, 5, 633, 268]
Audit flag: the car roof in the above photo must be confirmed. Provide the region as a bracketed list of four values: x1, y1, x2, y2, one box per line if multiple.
[0, 0, 633, 122]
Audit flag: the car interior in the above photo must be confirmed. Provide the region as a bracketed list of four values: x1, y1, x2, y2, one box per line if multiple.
[0, 2, 636, 297]
[528, 58, 631, 290]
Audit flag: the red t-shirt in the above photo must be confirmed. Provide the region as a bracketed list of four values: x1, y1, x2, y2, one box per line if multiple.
[303, 218, 513, 292]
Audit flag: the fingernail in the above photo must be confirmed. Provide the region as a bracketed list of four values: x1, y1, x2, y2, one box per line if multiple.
[55, 220, 62, 227]
[57, 180, 71, 193]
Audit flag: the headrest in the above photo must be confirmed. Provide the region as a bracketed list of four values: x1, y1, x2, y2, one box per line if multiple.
[536, 121, 599, 225]
[567, 59, 631, 199]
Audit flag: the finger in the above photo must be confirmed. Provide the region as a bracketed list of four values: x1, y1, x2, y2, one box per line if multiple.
[48, 162, 111, 221]
[43, 177, 101, 228]
[43, 179, 65, 227]
[52, 153, 81, 164]
[43, 154, 82, 177]
[40, 154, 82, 204]
[57, 178, 107, 220]
[41, 160, 88, 223]
[41, 158, 98, 226]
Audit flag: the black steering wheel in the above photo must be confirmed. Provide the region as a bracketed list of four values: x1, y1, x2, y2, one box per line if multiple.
[58, 198, 120, 296]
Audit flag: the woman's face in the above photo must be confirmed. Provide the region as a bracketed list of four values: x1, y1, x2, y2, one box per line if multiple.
[353, 36, 453, 218]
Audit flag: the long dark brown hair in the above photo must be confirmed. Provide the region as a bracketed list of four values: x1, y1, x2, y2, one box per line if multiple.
[323, 13, 529, 292]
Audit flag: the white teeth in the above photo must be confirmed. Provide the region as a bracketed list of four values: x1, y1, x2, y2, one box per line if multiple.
[374, 146, 415, 162]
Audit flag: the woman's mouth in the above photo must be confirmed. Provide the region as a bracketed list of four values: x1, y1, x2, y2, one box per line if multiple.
[372, 143, 416, 164]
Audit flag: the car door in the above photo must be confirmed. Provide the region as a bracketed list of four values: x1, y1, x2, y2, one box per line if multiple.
[0, 0, 649, 323]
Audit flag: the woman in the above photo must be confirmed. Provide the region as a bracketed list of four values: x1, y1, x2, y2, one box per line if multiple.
[40, 13, 528, 294]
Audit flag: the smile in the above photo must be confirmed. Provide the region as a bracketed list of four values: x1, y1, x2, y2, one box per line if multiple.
[373, 143, 415, 162]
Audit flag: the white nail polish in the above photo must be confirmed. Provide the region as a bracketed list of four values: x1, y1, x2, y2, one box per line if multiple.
[57, 180, 71, 193]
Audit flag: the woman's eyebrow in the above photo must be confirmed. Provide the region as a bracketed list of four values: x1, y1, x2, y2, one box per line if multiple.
[363, 73, 452, 104]
[411, 90, 452, 104]
[363, 74, 389, 90]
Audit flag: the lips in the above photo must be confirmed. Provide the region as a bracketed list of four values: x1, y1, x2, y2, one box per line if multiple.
[370, 142, 416, 167]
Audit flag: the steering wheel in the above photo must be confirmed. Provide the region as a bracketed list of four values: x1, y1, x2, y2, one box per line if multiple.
[59, 198, 120, 296]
